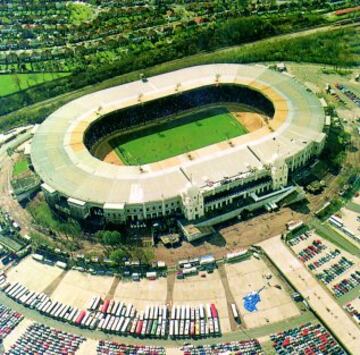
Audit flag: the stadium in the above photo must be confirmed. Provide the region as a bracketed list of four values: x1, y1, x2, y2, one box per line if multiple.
[31, 64, 326, 230]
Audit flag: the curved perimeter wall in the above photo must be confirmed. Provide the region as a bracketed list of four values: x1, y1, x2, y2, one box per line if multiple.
[31, 64, 326, 224]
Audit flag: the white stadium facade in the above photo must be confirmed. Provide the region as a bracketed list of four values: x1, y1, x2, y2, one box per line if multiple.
[31, 64, 326, 227]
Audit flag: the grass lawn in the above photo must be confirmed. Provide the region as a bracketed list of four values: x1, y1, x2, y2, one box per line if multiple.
[337, 285, 360, 305]
[310, 219, 360, 257]
[110, 107, 247, 165]
[0, 72, 70, 96]
[12, 159, 29, 177]
[27, 198, 81, 236]
[27, 200, 58, 230]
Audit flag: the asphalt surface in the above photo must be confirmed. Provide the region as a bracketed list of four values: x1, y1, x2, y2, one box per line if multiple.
[260, 235, 360, 354]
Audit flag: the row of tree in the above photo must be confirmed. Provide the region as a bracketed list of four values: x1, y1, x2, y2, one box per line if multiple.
[0, 12, 327, 118]
[0, 27, 357, 133]
[95, 229, 155, 265]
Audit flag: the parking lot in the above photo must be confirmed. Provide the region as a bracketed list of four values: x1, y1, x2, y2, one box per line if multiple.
[77, 338, 98, 355]
[338, 208, 360, 242]
[3, 255, 304, 336]
[289, 231, 360, 298]
[344, 296, 360, 326]
[225, 257, 300, 328]
[6, 257, 63, 293]
[173, 270, 231, 333]
[261, 235, 360, 354]
[113, 277, 168, 311]
[51, 270, 115, 309]
[3, 318, 33, 351]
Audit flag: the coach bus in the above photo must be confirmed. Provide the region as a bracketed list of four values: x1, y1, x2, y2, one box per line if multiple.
[231, 303, 240, 322]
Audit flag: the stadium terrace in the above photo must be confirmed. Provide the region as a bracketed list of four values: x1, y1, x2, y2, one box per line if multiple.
[31, 64, 326, 226]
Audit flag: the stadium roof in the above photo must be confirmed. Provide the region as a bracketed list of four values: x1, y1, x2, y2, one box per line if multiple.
[31, 64, 325, 205]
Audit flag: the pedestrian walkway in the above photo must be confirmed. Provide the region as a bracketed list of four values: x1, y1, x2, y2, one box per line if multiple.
[259, 235, 360, 354]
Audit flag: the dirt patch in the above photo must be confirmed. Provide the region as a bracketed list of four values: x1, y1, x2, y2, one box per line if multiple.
[233, 111, 266, 132]
[225, 103, 268, 133]
[95, 140, 124, 165]
[218, 264, 239, 332]
[166, 272, 176, 306]
[106, 277, 121, 299]
[103, 149, 124, 165]
[154, 206, 305, 265]
[42, 270, 68, 297]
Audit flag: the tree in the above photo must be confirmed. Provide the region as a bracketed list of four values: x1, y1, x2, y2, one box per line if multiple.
[130, 246, 154, 265]
[96, 230, 123, 245]
[110, 248, 128, 264]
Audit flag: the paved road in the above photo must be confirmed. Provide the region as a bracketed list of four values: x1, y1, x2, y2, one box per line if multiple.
[0, 131, 52, 243]
[260, 235, 360, 354]
[0, 291, 315, 348]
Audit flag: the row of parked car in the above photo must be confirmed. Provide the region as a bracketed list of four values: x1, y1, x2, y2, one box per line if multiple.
[335, 83, 360, 107]
[181, 339, 263, 355]
[270, 322, 345, 355]
[0, 300, 348, 355]
[297, 239, 327, 262]
[332, 271, 360, 297]
[307, 249, 340, 271]
[0, 303, 23, 340]
[287, 232, 310, 246]
[1, 271, 224, 341]
[344, 298, 360, 325]
[97, 340, 166, 355]
[290, 233, 360, 298]
[5, 323, 86, 355]
[315, 256, 354, 285]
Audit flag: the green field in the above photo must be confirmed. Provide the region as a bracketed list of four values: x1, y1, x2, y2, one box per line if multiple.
[12, 158, 29, 177]
[110, 107, 248, 165]
[0, 72, 70, 96]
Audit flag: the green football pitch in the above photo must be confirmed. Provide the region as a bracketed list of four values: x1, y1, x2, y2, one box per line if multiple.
[110, 107, 248, 165]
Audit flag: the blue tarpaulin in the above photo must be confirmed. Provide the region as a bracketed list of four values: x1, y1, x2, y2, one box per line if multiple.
[243, 292, 261, 312]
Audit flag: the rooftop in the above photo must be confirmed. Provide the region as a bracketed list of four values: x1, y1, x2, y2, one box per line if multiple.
[31, 64, 325, 205]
